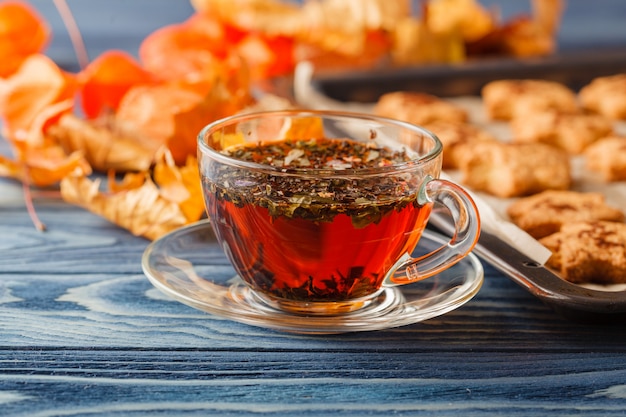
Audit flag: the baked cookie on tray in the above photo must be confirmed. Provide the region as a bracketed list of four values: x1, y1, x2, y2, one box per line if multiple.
[540, 221, 626, 285]
[507, 190, 625, 239]
[458, 141, 571, 198]
[510, 110, 613, 154]
[481, 79, 578, 120]
[373, 91, 468, 125]
[422, 120, 497, 169]
[584, 135, 626, 181]
[579, 74, 626, 120]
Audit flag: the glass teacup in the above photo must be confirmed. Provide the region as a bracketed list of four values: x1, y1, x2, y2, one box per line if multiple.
[198, 110, 480, 315]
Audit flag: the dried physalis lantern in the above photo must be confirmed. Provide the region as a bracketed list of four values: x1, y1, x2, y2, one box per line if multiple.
[0, 54, 76, 140]
[0, 1, 49, 78]
[78, 50, 155, 119]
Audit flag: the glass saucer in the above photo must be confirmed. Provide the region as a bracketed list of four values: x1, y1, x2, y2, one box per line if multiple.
[141, 220, 484, 334]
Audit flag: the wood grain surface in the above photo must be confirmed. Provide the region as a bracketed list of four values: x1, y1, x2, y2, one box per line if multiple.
[3, 179, 626, 416]
[2, 1, 626, 416]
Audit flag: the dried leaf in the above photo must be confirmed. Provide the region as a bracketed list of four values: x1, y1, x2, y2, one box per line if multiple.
[47, 113, 161, 172]
[78, 50, 155, 119]
[60, 173, 189, 241]
[153, 153, 204, 223]
[0, 1, 49, 78]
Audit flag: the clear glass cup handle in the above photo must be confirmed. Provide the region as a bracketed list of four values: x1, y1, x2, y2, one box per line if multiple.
[385, 176, 481, 286]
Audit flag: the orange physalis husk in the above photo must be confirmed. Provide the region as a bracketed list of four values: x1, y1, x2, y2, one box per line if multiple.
[4, 141, 91, 187]
[280, 116, 325, 140]
[188, 1, 299, 79]
[0, 154, 20, 179]
[11, 98, 73, 146]
[0, 1, 50, 78]
[139, 14, 228, 84]
[168, 80, 255, 162]
[78, 50, 155, 119]
[190, 0, 303, 37]
[114, 84, 206, 165]
[236, 33, 295, 80]
[115, 78, 253, 165]
[0, 54, 76, 139]
[46, 113, 163, 173]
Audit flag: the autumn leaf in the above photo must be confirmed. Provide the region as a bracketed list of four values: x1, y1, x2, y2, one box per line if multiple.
[0, 54, 76, 140]
[60, 153, 204, 240]
[0, 1, 50, 78]
[60, 173, 188, 240]
[47, 113, 162, 172]
[78, 50, 155, 119]
[153, 152, 204, 223]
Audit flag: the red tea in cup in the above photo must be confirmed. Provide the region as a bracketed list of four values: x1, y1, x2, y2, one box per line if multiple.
[203, 137, 432, 304]
[199, 111, 480, 315]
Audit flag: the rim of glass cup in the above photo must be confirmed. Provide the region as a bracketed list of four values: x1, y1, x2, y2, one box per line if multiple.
[197, 110, 443, 176]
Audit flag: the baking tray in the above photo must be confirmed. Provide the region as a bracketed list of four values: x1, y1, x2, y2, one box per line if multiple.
[429, 216, 626, 324]
[311, 48, 626, 101]
[300, 53, 626, 323]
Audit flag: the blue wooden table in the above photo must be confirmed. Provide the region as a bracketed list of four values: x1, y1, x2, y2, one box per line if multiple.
[2, 1, 626, 416]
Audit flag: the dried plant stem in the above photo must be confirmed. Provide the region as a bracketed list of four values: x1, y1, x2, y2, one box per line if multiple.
[30, 190, 62, 199]
[21, 179, 47, 232]
[53, 0, 89, 69]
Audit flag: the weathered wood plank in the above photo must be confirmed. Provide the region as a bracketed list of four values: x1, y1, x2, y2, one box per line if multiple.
[2, 349, 626, 416]
[3, 2, 626, 415]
